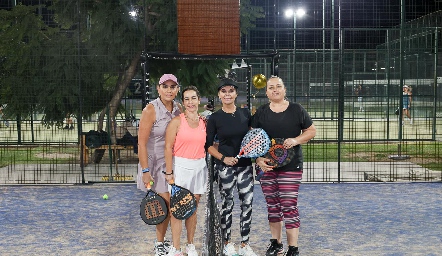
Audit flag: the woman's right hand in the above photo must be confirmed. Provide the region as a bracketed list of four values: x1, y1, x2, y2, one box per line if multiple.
[142, 172, 153, 187]
[256, 157, 274, 172]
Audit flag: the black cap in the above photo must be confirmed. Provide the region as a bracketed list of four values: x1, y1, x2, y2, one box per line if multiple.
[217, 78, 238, 91]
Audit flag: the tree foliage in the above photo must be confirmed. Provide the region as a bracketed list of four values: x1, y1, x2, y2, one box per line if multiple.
[0, 0, 263, 129]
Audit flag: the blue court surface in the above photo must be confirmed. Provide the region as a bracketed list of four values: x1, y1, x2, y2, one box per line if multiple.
[0, 183, 441, 256]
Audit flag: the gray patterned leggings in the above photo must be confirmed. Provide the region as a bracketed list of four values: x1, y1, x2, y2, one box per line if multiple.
[215, 164, 254, 244]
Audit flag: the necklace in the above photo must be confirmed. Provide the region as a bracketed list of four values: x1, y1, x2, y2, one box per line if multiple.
[222, 106, 236, 117]
[185, 113, 199, 122]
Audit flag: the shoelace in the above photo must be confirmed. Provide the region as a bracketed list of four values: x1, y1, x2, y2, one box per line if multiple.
[155, 243, 167, 253]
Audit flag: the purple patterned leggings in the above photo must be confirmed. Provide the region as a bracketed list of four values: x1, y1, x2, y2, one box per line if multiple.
[260, 170, 302, 229]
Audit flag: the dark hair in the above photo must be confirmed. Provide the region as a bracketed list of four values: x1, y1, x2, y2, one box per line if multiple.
[181, 85, 201, 102]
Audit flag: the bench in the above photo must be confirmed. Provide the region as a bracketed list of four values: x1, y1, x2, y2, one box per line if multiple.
[81, 134, 134, 167]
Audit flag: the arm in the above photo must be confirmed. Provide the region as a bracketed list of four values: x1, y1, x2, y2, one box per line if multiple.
[164, 117, 180, 182]
[137, 104, 156, 185]
[285, 124, 317, 148]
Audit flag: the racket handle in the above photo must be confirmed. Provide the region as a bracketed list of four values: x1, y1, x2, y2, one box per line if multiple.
[145, 180, 154, 189]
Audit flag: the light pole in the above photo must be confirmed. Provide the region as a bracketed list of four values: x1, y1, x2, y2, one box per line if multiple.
[285, 8, 305, 101]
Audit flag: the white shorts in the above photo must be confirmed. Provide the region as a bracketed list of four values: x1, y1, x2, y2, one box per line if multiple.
[171, 156, 208, 195]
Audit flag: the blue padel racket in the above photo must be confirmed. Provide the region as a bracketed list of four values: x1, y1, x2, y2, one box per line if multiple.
[140, 182, 168, 225]
[236, 128, 271, 159]
[169, 179, 197, 220]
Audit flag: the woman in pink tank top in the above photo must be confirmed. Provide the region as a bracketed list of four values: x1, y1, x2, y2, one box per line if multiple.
[164, 86, 208, 256]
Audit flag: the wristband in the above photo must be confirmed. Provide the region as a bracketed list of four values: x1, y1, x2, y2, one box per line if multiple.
[162, 170, 174, 175]
[142, 167, 150, 173]
[220, 155, 226, 162]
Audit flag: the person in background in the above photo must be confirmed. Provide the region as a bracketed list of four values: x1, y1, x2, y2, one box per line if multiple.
[0, 104, 10, 128]
[164, 86, 207, 256]
[252, 76, 316, 256]
[205, 78, 257, 256]
[63, 113, 74, 130]
[200, 103, 214, 118]
[355, 85, 364, 112]
[137, 74, 181, 256]
[402, 85, 413, 125]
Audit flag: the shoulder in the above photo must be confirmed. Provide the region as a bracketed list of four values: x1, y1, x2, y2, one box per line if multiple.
[255, 103, 270, 113]
[141, 103, 156, 118]
[168, 115, 181, 127]
[209, 109, 223, 119]
[289, 102, 305, 110]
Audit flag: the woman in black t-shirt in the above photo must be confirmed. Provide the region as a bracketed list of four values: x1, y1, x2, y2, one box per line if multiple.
[205, 78, 257, 256]
[252, 76, 316, 256]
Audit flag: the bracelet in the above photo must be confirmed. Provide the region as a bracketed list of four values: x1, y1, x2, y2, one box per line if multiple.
[162, 170, 174, 175]
[220, 155, 225, 162]
[142, 167, 150, 173]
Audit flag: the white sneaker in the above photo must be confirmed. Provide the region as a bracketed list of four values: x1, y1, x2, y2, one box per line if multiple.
[154, 241, 169, 256]
[410, 119, 413, 125]
[163, 239, 172, 252]
[167, 247, 184, 256]
[238, 244, 257, 256]
[223, 242, 239, 256]
[186, 243, 198, 256]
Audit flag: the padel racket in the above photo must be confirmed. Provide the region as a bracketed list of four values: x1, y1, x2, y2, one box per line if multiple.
[140, 182, 168, 225]
[264, 138, 296, 168]
[169, 179, 197, 220]
[236, 128, 271, 159]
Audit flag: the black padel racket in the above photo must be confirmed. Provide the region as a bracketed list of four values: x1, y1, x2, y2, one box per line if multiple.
[236, 128, 271, 159]
[169, 179, 197, 220]
[264, 138, 296, 168]
[140, 183, 168, 225]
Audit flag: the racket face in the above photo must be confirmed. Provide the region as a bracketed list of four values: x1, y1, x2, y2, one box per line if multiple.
[264, 138, 295, 168]
[140, 191, 168, 225]
[238, 128, 271, 158]
[170, 185, 197, 220]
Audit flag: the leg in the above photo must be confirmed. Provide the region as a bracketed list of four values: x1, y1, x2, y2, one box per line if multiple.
[157, 192, 171, 242]
[185, 194, 201, 244]
[261, 171, 283, 240]
[269, 221, 283, 242]
[405, 108, 411, 119]
[217, 164, 238, 243]
[170, 215, 183, 250]
[286, 228, 299, 247]
[278, 171, 302, 247]
[236, 165, 254, 244]
[261, 172, 284, 255]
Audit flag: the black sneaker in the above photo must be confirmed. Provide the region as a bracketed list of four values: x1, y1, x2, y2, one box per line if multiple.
[266, 239, 284, 256]
[283, 246, 299, 256]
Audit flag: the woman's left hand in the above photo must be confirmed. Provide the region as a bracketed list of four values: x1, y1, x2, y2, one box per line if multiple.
[225, 156, 238, 166]
[283, 138, 298, 149]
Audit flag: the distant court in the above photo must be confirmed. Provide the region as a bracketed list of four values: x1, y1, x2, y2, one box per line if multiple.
[0, 183, 441, 255]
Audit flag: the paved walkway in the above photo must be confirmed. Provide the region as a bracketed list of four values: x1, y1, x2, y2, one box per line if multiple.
[1, 183, 441, 255]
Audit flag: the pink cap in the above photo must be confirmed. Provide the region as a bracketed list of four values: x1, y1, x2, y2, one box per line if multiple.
[159, 74, 178, 85]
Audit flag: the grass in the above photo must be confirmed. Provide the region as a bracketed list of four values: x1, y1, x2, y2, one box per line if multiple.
[0, 145, 79, 167]
[303, 141, 442, 171]
[1, 141, 441, 172]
